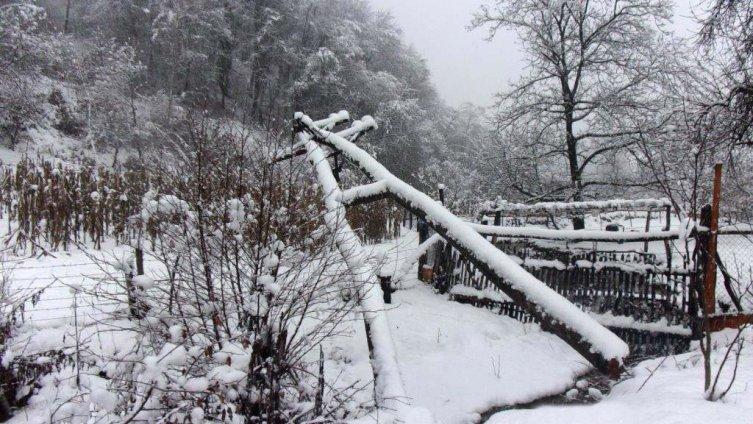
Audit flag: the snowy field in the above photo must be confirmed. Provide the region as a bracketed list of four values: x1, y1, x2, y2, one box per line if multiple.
[2, 242, 377, 423]
[2, 241, 134, 343]
[3, 228, 752, 423]
[4, 231, 592, 423]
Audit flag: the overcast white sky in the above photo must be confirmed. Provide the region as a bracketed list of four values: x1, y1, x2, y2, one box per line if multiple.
[371, 0, 703, 107]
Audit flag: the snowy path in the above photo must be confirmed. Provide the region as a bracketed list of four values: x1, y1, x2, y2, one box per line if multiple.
[386, 285, 590, 423]
[367, 233, 590, 423]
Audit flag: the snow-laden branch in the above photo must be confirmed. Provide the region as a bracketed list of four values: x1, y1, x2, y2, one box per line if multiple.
[296, 112, 630, 375]
[273, 111, 351, 163]
[338, 180, 389, 206]
[327, 115, 377, 140]
[479, 197, 672, 217]
[277, 114, 377, 162]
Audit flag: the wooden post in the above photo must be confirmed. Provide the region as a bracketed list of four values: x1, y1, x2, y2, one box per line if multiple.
[693, 204, 711, 332]
[663, 205, 672, 270]
[125, 258, 137, 319]
[417, 218, 430, 281]
[704, 164, 723, 315]
[643, 210, 652, 252]
[127, 247, 146, 319]
[135, 247, 144, 276]
[492, 211, 502, 244]
[438, 184, 446, 205]
[379, 275, 393, 304]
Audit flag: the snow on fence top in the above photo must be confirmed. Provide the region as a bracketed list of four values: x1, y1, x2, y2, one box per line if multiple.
[470, 223, 682, 242]
[295, 112, 630, 375]
[480, 198, 673, 217]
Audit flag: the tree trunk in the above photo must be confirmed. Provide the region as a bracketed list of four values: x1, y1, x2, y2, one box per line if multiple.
[564, 101, 585, 229]
[64, 0, 73, 33]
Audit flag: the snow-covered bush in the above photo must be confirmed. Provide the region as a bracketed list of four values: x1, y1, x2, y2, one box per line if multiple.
[20, 122, 372, 423]
[0, 256, 71, 422]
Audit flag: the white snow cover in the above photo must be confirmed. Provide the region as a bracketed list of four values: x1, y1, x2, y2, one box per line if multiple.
[386, 284, 591, 423]
[470, 223, 682, 242]
[132, 275, 155, 289]
[393, 233, 443, 282]
[300, 121, 434, 421]
[486, 329, 753, 424]
[588, 312, 692, 336]
[338, 180, 388, 205]
[297, 113, 630, 366]
[449, 284, 512, 304]
[481, 198, 672, 215]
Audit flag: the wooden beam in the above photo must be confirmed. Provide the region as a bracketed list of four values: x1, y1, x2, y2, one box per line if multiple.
[471, 224, 681, 243]
[704, 164, 723, 315]
[297, 112, 629, 376]
[704, 313, 753, 332]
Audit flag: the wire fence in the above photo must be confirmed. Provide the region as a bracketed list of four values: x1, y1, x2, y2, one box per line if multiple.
[716, 232, 753, 310]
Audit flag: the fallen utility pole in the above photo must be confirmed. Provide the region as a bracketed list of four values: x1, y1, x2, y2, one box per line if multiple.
[278, 112, 433, 422]
[294, 111, 629, 377]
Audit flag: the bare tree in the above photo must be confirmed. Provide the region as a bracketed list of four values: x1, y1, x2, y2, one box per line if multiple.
[472, 0, 675, 228]
[699, 0, 753, 148]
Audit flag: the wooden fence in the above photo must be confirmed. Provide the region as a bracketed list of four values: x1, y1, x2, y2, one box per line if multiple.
[430, 237, 695, 359]
[423, 167, 752, 358]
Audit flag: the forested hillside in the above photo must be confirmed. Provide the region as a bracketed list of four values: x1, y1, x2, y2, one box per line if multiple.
[0, 0, 452, 180]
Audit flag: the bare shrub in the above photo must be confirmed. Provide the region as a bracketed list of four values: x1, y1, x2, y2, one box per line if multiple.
[21, 119, 373, 423]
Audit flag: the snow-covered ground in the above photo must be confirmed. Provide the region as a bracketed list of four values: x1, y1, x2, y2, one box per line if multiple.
[386, 284, 590, 423]
[6, 230, 594, 423]
[2, 241, 378, 424]
[4, 227, 752, 424]
[368, 234, 591, 423]
[370, 231, 753, 424]
[486, 330, 753, 424]
[2, 241, 132, 335]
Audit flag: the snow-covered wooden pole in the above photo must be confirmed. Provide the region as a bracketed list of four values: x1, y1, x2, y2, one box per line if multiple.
[284, 112, 433, 422]
[296, 112, 630, 376]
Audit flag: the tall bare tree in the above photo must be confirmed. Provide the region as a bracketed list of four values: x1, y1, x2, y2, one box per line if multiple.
[472, 0, 674, 228]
